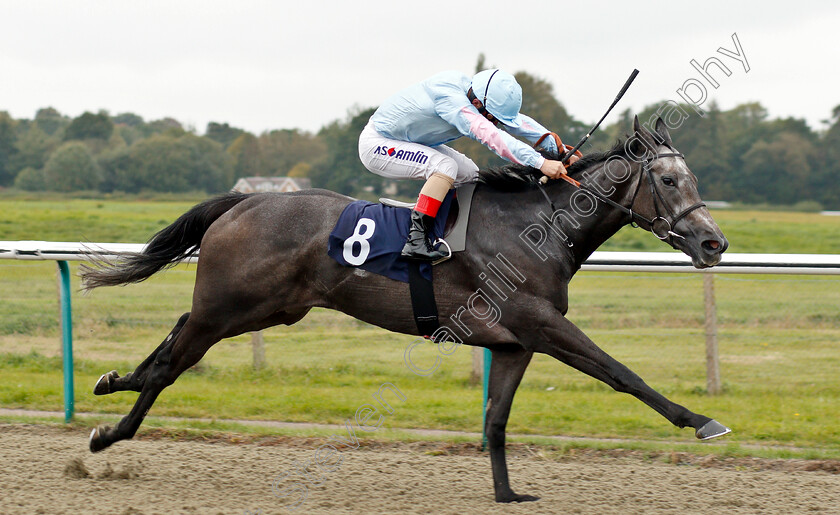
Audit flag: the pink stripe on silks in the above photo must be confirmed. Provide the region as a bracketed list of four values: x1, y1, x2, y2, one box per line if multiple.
[461, 107, 521, 164]
[520, 119, 537, 132]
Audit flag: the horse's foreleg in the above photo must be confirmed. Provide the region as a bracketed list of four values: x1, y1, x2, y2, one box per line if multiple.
[90, 318, 219, 452]
[93, 312, 190, 395]
[531, 317, 730, 439]
[484, 346, 538, 503]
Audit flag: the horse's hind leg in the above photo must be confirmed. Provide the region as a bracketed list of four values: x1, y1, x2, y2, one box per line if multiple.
[89, 316, 221, 452]
[93, 312, 190, 395]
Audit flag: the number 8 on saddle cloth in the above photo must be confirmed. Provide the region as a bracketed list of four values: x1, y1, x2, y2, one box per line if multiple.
[327, 190, 457, 283]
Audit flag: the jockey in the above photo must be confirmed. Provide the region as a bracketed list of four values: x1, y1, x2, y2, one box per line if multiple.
[359, 69, 578, 261]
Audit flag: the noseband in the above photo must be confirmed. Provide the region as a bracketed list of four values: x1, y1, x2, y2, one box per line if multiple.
[537, 150, 706, 245]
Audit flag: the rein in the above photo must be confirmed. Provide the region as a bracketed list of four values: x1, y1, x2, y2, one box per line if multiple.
[533, 137, 705, 243]
[532, 132, 583, 212]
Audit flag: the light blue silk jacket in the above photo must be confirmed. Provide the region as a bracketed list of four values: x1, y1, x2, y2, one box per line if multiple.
[370, 71, 558, 169]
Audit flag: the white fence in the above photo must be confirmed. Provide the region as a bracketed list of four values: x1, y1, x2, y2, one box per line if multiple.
[4, 240, 840, 275]
[3, 240, 840, 421]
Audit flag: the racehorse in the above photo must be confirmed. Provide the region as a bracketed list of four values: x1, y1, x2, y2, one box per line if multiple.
[81, 116, 731, 503]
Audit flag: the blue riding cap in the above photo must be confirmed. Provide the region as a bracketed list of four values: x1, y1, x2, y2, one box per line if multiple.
[470, 69, 524, 128]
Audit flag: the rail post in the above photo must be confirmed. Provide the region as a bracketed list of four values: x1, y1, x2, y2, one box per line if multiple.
[703, 273, 722, 395]
[470, 347, 482, 385]
[56, 260, 75, 422]
[252, 331, 265, 370]
[481, 348, 491, 450]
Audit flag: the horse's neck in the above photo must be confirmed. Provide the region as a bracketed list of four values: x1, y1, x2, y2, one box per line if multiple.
[563, 160, 643, 268]
[469, 162, 642, 276]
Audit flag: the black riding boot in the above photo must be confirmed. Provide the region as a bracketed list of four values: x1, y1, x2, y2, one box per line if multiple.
[401, 210, 448, 261]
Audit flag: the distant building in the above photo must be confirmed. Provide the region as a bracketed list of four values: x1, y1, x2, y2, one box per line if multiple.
[232, 177, 311, 193]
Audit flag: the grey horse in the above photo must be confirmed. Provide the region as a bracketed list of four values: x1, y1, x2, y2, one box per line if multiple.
[82, 116, 730, 503]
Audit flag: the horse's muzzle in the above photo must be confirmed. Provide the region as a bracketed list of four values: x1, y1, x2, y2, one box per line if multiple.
[694, 235, 728, 268]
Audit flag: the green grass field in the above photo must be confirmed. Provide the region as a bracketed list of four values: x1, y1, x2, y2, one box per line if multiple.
[1, 198, 839, 458]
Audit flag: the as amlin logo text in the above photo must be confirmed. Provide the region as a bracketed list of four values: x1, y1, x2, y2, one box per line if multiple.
[374, 145, 429, 165]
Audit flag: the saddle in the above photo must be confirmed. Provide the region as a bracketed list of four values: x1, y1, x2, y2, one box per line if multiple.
[378, 182, 476, 255]
[327, 183, 476, 283]
[327, 183, 476, 338]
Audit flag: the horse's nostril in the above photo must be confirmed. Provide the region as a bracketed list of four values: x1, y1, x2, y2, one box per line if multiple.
[703, 240, 722, 252]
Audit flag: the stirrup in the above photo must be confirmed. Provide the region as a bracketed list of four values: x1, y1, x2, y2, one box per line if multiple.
[431, 238, 452, 265]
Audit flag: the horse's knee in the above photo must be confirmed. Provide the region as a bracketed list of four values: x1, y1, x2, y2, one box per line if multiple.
[609, 365, 645, 393]
[146, 360, 177, 389]
[485, 418, 508, 446]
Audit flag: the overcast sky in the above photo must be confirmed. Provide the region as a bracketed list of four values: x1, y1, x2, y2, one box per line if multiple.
[2, 1, 838, 136]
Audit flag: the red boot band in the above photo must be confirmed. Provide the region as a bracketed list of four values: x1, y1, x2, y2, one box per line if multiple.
[415, 194, 442, 217]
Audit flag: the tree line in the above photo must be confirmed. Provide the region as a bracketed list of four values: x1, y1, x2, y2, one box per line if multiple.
[1, 73, 838, 208]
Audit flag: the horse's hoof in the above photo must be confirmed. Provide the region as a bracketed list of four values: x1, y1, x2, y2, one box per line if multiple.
[496, 493, 540, 503]
[696, 419, 732, 440]
[93, 371, 119, 395]
[89, 426, 111, 453]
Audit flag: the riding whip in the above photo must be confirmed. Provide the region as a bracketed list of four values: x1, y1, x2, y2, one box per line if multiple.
[540, 68, 639, 185]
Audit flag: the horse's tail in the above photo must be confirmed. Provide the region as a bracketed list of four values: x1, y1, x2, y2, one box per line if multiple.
[81, 192, 253, 291]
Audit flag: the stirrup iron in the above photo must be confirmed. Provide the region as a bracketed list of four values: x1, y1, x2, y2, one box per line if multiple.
[431, 238, 452, 265]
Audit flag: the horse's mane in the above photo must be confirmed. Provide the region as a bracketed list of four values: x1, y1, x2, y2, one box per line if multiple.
[477, 138, 632, 192]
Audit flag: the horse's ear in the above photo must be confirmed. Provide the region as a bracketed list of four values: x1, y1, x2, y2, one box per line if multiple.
[631, 115, 657, 153]
[654, 117, 673, 147]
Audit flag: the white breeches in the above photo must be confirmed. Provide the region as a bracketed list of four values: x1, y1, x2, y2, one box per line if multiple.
[358, 121, 479, 186]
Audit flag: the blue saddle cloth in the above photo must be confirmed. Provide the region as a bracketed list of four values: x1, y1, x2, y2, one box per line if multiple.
[327, 191, 456, 283]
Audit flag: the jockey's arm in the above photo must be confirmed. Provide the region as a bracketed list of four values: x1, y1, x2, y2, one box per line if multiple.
[505, 114, 580, 172]
[437, 102, 576, 179]
[503, 114, 559, 154]
[435, 95, 547, 170]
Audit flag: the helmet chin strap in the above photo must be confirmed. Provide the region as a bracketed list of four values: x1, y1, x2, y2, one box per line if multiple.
[467, 88, 491, 117]
[468, 69, 501, 118]
[467, 88, 499, 125]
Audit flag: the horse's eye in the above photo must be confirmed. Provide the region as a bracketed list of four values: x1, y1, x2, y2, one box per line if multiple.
[662, 176, 675, 187]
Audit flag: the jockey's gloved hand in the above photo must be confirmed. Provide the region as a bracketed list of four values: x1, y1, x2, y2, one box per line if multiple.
[540, 155, 581, 179]
[539, 159, 567, 179]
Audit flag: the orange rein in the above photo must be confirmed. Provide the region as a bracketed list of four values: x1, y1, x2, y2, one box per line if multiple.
[534, 132, 583, 187]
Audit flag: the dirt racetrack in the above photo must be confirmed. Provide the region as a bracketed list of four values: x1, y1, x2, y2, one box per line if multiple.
[2, 423, 839, 514]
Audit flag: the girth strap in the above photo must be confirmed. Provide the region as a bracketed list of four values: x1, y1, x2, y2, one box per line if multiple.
[407, 262, 439, 337]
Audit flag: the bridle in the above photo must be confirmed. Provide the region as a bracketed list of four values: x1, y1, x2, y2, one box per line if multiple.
[628, 150, 706, 241]
[536, 148, 706, 245]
